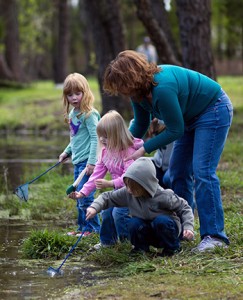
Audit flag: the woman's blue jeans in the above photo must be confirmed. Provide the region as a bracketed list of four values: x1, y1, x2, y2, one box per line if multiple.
[128, 216, 180, 252]
[169, 90, 233, 244]
[74, 160, 100, 233]
[100, 207, 130, 245]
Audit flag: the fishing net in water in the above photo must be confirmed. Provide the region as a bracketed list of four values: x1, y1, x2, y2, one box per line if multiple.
[13, 161, 62, 202]
[14, 184, 29, 202]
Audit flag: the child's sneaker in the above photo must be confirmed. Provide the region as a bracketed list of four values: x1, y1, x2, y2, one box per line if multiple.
[191, 235, 228, 252]
[66, 231, 78, 236]
[76, 231, 92, 237]
[92, 243, 113, 250]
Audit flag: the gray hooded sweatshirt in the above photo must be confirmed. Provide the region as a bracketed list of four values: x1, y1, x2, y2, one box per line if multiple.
[90, 157, 194, 235]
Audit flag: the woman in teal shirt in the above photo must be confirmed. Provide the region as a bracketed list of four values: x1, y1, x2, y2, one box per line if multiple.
[103, 50, 233, 252]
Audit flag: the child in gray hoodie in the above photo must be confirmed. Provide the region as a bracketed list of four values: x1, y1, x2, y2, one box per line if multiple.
[85, 157, 194, 256]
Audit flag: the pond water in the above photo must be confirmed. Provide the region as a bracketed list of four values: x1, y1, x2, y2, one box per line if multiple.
[0, 133, 71, 191]
[0, 134, 102, 299]
[0, 219, 102, 299]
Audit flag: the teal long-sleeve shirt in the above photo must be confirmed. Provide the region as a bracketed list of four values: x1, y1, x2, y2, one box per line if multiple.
[129, 65, 221, 153]
[64, 109, 100, 165]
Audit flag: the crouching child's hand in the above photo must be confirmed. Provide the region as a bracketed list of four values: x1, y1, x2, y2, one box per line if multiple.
[183, 229, 194, 241]
[68, 191, 83, 199]
[86, 207, 97, 220]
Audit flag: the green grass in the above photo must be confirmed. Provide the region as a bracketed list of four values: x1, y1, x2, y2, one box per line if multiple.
[0, 77, 101, 131]
[218, 76, 243, 108]
[22, 229, 76, 259]
[0, 167, 73, 220]
[0, 76, 242, 299]
[0, 76, 241, 132]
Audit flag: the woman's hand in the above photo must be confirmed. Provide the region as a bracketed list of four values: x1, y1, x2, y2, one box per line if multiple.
[147, 118, 159, 137]
[124, 146, 146, 162]
[183, 229, 194, 240]
[68, 191, 84, 199]
[95, 179, 114, 189]
[86, 164, 95, 175]
[86, 207, 97, 220]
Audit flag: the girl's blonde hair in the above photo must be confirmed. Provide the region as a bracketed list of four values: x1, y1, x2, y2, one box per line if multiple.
[103, 50, 161, 99]
[62, 73, 95, 122]
[97, 110, 133, 153]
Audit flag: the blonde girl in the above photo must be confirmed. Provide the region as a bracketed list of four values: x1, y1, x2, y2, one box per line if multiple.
[59, 73, 100, 236]
[69, 110, 144, 249]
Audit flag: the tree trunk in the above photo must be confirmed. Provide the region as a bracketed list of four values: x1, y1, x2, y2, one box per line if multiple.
[79, 0, 94, 76]
[83, 0, 132, 118]
[133, 0, 180, 65]
[151, 0, 181, 62]
[53, 0, 70, 84]
[0, 54, 13, 80]
[1, 0, 22, 81]
[175, 0, 216, 79]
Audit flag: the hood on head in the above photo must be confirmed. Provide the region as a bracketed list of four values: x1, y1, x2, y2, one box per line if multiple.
[124, 157, 158, 197]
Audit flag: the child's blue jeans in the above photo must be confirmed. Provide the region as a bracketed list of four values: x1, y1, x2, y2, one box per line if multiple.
[74, 160, 100, 233]
[100, 207, 130, 245]
[128, 215, 180, 252]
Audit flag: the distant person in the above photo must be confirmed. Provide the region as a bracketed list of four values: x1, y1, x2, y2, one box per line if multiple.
[103, 50, 233, 252]
[85, 157, 194, 256]
[68, 110, 144, 250]
[136, 36, 158, 63]
[59, 73, 100, 237]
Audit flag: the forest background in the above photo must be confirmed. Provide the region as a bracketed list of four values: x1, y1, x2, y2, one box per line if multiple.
[0, 0, 242, 119]
[0, 1, 242, 298]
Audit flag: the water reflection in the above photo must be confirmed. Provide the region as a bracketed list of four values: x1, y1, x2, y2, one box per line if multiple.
[0, 134, 71, 190]
[0, 220, 101, 299]
[0, 134, 104, 299]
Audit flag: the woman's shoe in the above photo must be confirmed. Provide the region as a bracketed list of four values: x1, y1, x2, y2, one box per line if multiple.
[191, 236, 228, 252]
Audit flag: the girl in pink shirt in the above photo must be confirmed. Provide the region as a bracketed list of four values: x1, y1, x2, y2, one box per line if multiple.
[69, 110, 143, 249]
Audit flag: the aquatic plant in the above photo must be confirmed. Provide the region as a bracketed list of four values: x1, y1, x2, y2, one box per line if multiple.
[21, 228, 100, 259]
[21, 229, 73, 259]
